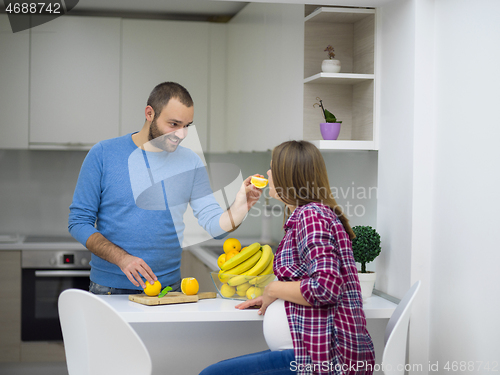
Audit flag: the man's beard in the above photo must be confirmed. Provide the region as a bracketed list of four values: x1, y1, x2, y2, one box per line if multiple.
[148, 119, 182, 152]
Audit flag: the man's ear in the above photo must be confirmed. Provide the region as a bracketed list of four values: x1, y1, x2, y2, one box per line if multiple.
[145, 105, 155, 122]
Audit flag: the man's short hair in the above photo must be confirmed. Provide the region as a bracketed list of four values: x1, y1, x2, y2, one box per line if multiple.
[147, 82, 193, 119]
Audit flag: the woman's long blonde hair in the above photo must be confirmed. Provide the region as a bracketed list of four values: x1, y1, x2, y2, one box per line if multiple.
[271, 140, 355, 239]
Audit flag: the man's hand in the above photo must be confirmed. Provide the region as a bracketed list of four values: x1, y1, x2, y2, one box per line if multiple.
[240, 174, 264, 211]
[86, 232, 157, 289]
[220, 175, 264, 232]
[116, 254, 156, 288]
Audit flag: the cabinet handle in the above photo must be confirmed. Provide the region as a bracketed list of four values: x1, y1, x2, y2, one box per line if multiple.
[64, 142, 87, 147]
[35, 270, 90, 277]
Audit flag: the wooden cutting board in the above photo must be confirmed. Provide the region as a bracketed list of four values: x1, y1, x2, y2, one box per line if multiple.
[129, 291, 217, 306]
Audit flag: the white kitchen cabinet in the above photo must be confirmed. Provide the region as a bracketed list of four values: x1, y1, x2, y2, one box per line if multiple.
[0, 15, 29, 149]
[303, 7, 378, 150]
[225, 3, 304, 152]
[29, 16, 120, 149]
[0, 251, 21, 362]
[121, 19, 217, 152]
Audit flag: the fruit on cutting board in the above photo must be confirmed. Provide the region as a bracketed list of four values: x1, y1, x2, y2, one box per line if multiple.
[250, 175, 268, 189]
[214, 240, 275, 299]
[144, 280, 162, 296]
[181, 277, 199, 295]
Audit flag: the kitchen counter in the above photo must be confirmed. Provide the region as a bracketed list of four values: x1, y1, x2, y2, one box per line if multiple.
[97, 294, 264, 323]
[97, 292, 397, 322]
[0, 235, 87, 251]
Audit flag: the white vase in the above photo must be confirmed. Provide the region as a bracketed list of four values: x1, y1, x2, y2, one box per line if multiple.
[358, 272, 376, 301]
[322, 59, 341, 73]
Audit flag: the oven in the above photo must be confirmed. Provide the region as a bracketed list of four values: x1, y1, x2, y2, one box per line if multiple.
[21, 238, 91, 341]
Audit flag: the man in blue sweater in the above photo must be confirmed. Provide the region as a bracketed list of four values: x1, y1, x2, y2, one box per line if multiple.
[68, 82, 262, 294]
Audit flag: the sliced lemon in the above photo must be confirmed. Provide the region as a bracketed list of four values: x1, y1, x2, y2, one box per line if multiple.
[251, 176, 268, 189]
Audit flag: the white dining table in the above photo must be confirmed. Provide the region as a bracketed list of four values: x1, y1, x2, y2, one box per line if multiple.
[96, 293, 396, 375]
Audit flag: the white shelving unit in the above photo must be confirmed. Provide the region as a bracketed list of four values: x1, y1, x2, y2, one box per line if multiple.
[304, 72, 374, 85]
[303, 7, 377, 151]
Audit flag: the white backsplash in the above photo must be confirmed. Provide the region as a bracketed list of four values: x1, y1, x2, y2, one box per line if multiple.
[0, 149, 378, 247]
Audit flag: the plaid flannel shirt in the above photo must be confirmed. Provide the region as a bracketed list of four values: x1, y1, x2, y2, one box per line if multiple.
[274, 203, 375, 375]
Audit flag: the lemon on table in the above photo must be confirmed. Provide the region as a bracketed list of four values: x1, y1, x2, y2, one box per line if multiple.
[144, 280, 162, 296]
[220, 283, 236, 298]
[223, 238, 241, 254]
[217, 253, 226, 268]
[181, 277, 199, 295]
[250, 176, 268, 189]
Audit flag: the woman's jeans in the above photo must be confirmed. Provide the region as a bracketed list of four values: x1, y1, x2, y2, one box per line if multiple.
[199, 349, 296, 375]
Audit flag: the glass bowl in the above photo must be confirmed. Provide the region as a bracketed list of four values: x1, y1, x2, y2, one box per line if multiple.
[210, 271, 276, 300]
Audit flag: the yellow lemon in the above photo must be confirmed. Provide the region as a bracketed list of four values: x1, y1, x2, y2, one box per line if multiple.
[223, 238, 241, 254]
[246, 286, 263, 300]
[236, 282, 251, 294]
[225, 249, 239, 262]
[181, 277, 199, 295]
[144, 280, 162, 296]
[217, 253, 226, 268]
[250, 176, 268, 189]
[220, 283, 236, 298]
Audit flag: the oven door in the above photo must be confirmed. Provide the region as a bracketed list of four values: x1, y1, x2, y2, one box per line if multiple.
[21, 269, 90, 341]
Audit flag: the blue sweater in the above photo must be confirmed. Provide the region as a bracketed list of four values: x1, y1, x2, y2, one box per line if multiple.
[68, 133, 226, 289]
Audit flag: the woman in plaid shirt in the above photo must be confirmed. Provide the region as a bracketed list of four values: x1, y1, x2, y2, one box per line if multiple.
[200, 140, 375, 375]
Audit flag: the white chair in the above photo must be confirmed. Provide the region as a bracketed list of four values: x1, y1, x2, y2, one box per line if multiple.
[58, 289, 152, 375]
[382, 280, 421, 375]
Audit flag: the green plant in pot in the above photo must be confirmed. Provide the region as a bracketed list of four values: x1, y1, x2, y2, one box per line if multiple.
[313, 97, 342, 140]
[352, 226, 381, 301]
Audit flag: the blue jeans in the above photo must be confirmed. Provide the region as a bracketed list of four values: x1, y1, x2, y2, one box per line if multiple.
[199, 349, 296, 375]
[89, 280, 181, 295]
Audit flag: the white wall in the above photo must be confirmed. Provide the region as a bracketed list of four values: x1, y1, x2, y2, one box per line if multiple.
[430, 0, 500, 368]
[376, 0, 415, 298]
[377, 0, 500, 373]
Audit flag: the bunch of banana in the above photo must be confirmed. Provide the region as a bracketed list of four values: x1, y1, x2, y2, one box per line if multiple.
[217, 242, 275, 299]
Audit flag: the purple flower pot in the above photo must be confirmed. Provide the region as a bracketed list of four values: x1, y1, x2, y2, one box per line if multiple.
[320, 122, 341, 140]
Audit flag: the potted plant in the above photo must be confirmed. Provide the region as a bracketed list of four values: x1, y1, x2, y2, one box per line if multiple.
[352, 226, 381, 301]
[313, 97, 342, 140]
[321, 44, 341, 73]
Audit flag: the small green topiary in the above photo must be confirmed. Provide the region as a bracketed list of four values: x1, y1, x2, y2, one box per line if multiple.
[352, 226, 381, 273]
